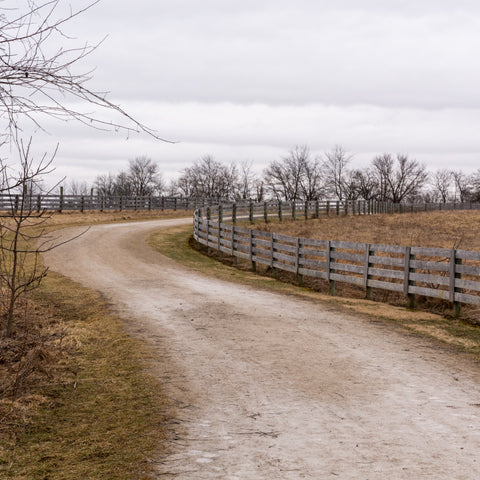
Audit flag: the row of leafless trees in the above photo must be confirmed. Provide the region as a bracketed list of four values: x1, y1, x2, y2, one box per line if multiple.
[86, 146, 480, 204]
[261, 145, 480, 203]
[92, 156, 164, 197]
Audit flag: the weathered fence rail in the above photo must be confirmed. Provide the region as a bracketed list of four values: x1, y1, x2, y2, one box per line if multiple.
[0, 193, 224, 212]
[193, 202, 480, 311]
[2, 193, 479, 215]
[198, 199, 480, 224]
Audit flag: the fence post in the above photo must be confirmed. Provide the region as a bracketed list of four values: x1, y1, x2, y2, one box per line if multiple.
[450, 250, 462, 317]
[326, 241, 335, 295]
[249, 200, 254, 224]
[304, 201, 308, 220]
[232, 203, 237, 225]
[278, 200, 283, 222]
[292, 201, 296, 220]
[404, 247, 415, 309]
[326, 200, 330, 216]
[270, 232, 277, 278]
[264, 201, 268, 223]
[364, 244, 373, 299]
[80, 196, 85, 213]
[37, 194, 41, 213]
[249, 229, 256, 272]
[218, 204, 223, 224]
[58, 186, 64, 213]
[231, 224, 237, 265]
[206, 219, 211, 255]
[315, 200, 319, 218]
[296, 237, 304, 285]
[218, 221, 223, 259]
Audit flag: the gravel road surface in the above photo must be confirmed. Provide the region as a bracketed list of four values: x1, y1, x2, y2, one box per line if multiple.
[44, 219, 480, 479]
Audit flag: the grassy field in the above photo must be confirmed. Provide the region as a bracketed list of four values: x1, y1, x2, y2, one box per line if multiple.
[0, 210, 188, 480]
[255, 210, 480, 251]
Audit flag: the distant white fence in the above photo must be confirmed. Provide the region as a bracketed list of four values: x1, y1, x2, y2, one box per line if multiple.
[193, 201, 480, 313]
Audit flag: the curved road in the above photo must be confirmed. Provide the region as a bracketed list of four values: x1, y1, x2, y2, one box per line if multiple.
[44, 219, 480, 479]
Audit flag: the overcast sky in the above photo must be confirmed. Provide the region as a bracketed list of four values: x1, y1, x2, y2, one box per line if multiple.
[25, 0, 480, 186]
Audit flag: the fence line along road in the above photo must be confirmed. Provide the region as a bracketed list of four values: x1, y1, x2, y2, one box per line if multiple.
[2, 192, 480, 215]
[193, 201, 480, 314]
[0, 193, 227, 212]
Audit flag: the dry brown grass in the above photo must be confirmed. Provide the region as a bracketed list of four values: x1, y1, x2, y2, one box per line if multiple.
[42, 208, 192, 228]
[0, 210, 182, 479]
[255, 210, 480, 251]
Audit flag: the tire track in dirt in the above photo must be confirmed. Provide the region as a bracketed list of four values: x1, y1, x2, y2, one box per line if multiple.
[44, 219, 480, 479]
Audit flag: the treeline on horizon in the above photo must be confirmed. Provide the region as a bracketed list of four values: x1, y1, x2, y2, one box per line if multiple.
[64, 146, 480, 204]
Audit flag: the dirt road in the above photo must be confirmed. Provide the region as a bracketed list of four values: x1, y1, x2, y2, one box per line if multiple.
[44, 219, 480, 479]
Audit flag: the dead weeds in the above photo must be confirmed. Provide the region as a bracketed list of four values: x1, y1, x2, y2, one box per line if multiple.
[0, 210, 179, 479]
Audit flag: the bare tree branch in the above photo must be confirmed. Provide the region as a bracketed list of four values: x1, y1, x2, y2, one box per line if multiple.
[0, 1, 172, 143]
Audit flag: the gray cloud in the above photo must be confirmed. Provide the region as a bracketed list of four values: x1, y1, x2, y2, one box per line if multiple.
[79, 1, 480, 109]
[15, 0, 480, 185]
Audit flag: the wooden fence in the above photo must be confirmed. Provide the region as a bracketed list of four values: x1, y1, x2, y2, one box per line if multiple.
[197, 199, 480, 224]
[193, 203, 480, 311]
[2, 192, 479, 216]
[0, 193, 223, 212]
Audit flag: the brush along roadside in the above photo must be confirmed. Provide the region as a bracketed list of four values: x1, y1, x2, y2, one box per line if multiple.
[0, 211, 185, 480]
[148, 224, 480, 360]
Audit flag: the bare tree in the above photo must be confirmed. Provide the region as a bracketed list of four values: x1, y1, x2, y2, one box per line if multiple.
[0, 2, 165, 340]
[66, 179, 89, 196]
[236, 160, 258, 200]
[371, 153, 428, 203]
[254, 178, 265, 202]
[0, 139, 77, 337]
[177, 156, 237, 199]
[94, 172, 116, 197]
[263, 148, 302, 201]
[431, 169, 453, 203]
[322, 145, 352, 200]
[127, 156, 164, 196]
[0, 1, 168, 143]
[469, 169, 480, 202]
[371, 153, 394, 202]
[165, 178, 180, 197]
[297, 147, 324, 201]
[114, 171, 133, 197]
[351, 168, 378, 201]
[451, 170, 472, 202]
[263, 145, 323, 201]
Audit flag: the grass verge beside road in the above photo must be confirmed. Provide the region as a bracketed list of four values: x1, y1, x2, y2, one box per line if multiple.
[1, 211, 182, 480]
[2, 274, 169, 480]
[149, 224, 480, 360]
